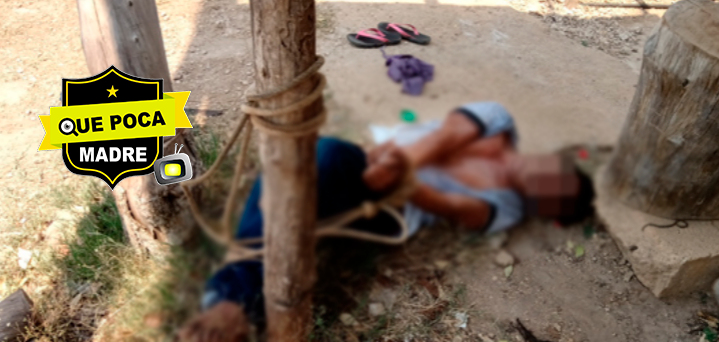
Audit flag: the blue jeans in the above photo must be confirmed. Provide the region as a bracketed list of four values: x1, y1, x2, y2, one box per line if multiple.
[202, 137, 397, 320]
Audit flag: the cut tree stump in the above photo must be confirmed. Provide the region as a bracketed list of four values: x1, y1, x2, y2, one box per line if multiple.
[604, 0, 719, 219]
[249, 0, 321, 338]
[76, 0, 202, 254]
[0, 289, 33, 342]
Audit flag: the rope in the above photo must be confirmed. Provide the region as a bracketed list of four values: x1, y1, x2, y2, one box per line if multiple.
[641, 219, 689, 231]
[181, 55, 415, 265]
[641, 218, 718, 231]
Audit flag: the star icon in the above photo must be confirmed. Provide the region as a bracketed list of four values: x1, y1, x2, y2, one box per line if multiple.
[107, 85, 119, 98]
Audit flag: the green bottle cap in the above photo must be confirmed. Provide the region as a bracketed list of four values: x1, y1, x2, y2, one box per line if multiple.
[400, 109, 417, 122]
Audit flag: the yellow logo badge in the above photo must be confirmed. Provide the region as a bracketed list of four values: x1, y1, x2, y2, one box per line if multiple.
[38, 66, 192, 189]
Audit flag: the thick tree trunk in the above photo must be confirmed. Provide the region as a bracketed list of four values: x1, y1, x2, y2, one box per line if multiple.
[249, 0, 320, 338]
[604, 0, 719, 219]
[77, 0, 202, 254]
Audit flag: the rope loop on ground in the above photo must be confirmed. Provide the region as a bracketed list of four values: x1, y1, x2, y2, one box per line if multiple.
[181, 55, 415, 265]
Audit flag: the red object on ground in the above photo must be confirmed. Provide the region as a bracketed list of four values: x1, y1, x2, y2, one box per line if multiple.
[577, 148, 589, 160]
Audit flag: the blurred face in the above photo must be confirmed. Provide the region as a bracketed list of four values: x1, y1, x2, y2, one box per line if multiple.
[514, 154, 581, 218]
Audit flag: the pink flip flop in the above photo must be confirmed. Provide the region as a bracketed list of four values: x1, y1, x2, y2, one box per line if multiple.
[347, 28, 401, 48]
[377, 23, 431, 45]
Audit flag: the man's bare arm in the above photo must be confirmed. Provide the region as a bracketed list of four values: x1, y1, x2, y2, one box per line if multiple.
[409, 184, 492, 230]
[401, 112, 483, 167]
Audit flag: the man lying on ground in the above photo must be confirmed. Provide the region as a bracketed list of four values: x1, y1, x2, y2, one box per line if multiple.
[178, 101, 595, 341]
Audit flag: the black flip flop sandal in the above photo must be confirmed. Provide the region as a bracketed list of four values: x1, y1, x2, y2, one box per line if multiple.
[347, 28, 401, 48]
[378, 22, 431, 45]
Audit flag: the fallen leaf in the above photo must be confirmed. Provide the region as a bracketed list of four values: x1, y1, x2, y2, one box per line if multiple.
[504, 265, 513, 278]
[418, 278, 440, 299]
[699, 312, 719, 328]
[575, 245, 585, 258]
[69, 292, 83, 313]
[566, 240, 575, 250]
[455, 311, 468, 329]
[17, 248, 33, 269]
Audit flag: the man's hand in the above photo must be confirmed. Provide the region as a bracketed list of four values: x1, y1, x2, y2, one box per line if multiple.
[363, 142, 410, 193]
[178, 301, 250, 342]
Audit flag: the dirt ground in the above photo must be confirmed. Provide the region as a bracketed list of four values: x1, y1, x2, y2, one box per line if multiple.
[1, 0, 716, 341]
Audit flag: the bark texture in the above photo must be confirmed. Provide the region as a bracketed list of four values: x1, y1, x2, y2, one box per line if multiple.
[77, 0, 202, 254]
[249, 0, 321, 338]
[0, 289, 33, 342]
[605, 0, 719, 219]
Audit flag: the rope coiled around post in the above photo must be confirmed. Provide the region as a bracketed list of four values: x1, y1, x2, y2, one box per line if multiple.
[180, 56, 415, 265]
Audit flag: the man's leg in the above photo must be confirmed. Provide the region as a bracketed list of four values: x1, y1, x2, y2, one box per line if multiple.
[180, 137, 396, 341]
[201, 137, 377, 317]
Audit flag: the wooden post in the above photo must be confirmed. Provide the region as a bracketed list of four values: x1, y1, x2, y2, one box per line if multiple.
[76, 0, 202, 253]
[604, 0, 719, 219]
[249, 0, 320, 338]
[0, 289, 33, 342]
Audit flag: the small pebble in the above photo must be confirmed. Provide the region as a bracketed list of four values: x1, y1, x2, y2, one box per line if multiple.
[339, 313, 357, 326]
[494, 249, 515, 267]
[434, 260, 449, 270]
[368, 302, 386, 317]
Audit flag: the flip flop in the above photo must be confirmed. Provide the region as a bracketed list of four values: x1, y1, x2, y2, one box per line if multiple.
[377, 23, 431, 45]
[347, 28, 401, 48]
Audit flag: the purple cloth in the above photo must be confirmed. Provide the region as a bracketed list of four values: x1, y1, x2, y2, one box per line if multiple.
[381, 49, 434, 96]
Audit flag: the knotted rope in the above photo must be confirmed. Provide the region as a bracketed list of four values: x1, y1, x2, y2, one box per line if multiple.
[180, 56, 415, 265]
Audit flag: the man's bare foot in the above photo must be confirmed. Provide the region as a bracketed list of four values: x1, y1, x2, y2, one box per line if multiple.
[178, 301, 250, 342]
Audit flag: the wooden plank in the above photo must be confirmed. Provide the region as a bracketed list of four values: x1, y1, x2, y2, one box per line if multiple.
[248, 0, 321, 338]
[0, 289, 33, 342]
